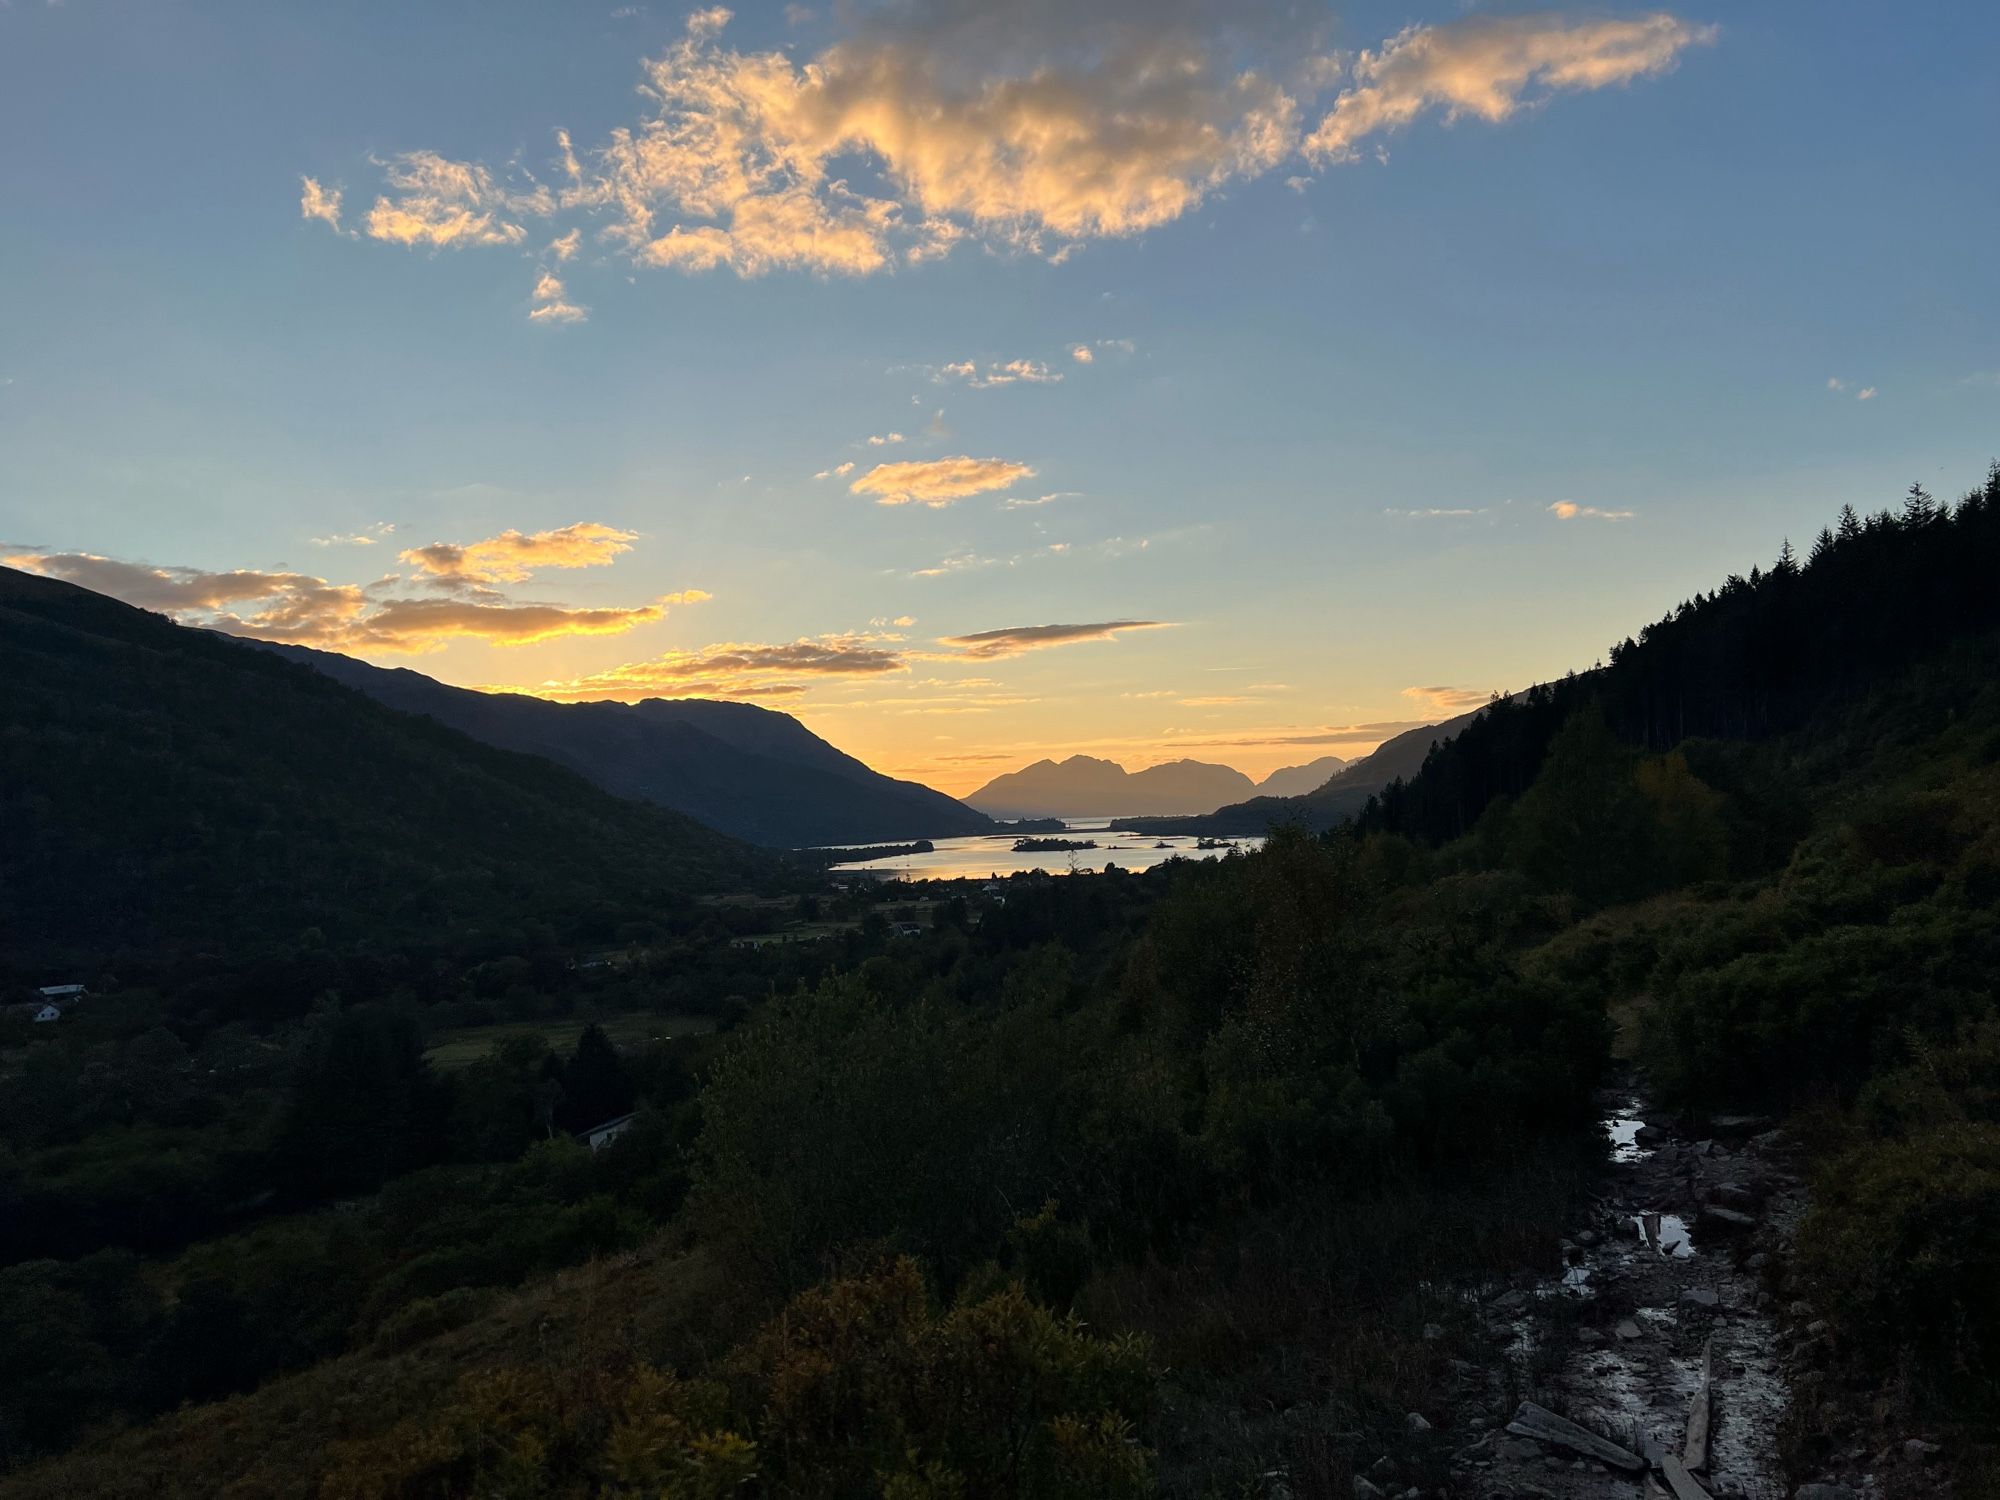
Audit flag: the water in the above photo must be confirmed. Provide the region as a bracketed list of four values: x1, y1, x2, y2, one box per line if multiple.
[823, 816, 1267, 882]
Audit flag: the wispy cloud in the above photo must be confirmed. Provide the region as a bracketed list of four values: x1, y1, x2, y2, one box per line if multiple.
[813, 461, 857, 480]
[359, 150, 551, 249]
[299, 176, 349, 235]
[528, 268, 589, 323]
[311, 522, 396, 547]
[1386, 506, 1488, 519]
[514, 633, 907, 701]
[851, 455, 1035, 508]
[1305, 13, 1715, 163]
[936, 619, 1171, 659]
[938, 358, 1063, 388]
[1547, 501, 1635, 522]
[1402, 684, 1493, 715]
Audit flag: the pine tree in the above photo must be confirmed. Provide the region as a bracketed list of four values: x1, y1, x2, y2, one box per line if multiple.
[1837, 505, 1862, 541]
[1808, 527, 1836, 564]
[1901, 481, 1936, 527]
[1775, 538, 1798, 575]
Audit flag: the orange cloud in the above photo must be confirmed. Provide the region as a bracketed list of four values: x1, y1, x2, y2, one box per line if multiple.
[4, 549, 686, 656]
[398, 522, 638, 583]
[514, 634, 907, 701]
[299, 176, 346, 233]
[851, 456, 1035, 508]
[1306, 13, 1715, 162]
[361, 151, 550, 249]
[1401, 684, 1494, 714]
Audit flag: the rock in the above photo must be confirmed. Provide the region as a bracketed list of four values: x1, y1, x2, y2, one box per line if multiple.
[1700, 1205, 1757, 1233]
[1902, 1439, 1941, 1462]
[1352, 1478, 1384, 1500]
[1498, 1437, 1543, 1462]
[1492, 1289, 1529, 1313]
[1614, 1218, 1641, 1240]
[1755, 1291, 1775, 1312]
[1616, 1318, 1643, 1340]
[1405, 1412, 1432, 1435]
[1712, 1183, 1758, 1210]
[1370, 1455, 1396, 1478]
[1708, 1113, 1774, 1140]
[1745, 1252, 1769, 1272]
[1681, 1288, 1722, 1312]
[1806, 1319, 1829, 1338]
[1577, 1327, 1605, 1346]
[1792, 1485, 1858, 1500]
[1422, 1322, 1445, 1341]
[1577, 1229, 1601, 1247]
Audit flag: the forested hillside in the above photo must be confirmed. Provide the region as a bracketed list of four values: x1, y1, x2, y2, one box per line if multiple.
[0, 568, 774, 967]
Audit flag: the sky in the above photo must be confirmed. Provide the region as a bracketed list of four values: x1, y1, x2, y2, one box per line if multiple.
[3, 0, 1997, 795]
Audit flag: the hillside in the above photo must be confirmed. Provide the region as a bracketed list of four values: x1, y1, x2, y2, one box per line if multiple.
[966, 754, 1255, 818]
[1120, 710, 1483, 835]
[250, 642, 992, 848]
[0, 567, 773, 967]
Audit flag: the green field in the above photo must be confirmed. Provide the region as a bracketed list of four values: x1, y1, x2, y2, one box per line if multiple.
[424, 1013, 717, 1069]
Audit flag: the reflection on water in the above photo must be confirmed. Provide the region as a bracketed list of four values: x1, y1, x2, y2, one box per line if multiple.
[825, 817, 1267, 882]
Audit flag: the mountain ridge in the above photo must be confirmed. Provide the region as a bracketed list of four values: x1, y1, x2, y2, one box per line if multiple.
[243, 642, 992, 848]
[965, 754, 1256, 818]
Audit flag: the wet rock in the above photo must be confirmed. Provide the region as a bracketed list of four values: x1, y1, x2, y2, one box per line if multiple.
[1711, 1183, 1758, 1210]
[1700, 1205, 1757, 1234]
[1405, 1412, 1432, 1435]
[1615, 1318, 1643, 1340]
[1614, 1218, 1641, 1240]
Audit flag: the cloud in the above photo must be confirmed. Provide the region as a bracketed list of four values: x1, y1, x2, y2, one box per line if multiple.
[514, 633, 907, 701]
[398, 522, 637, 584]
[1070, 344, 1094, 363]
[1547, 501, 1635, 521]
[3, 548, 682, 655]
[324, 4, 1710, 287]
[937, 619, 1171, 659]
[1387, 506, 1488, 518]
[311, 522, 396, 547]
[866, 431, 906, 446]
[550, 228, 583, 261]
[813, 461, 858, 479]
[1305, 12, 1715, 163]
[1402, 684, 1493, 714]
[1179, 695, 1257, 707]
[1826, 377, 1847, 392]
[528, 268, 590, 323]
[300, 176, 347, 233]
[1856, 386, 1876, 401]
[851, 455, 1034, 507]
[363, 150, 550, 249]
[939, 358, 1063, 388]
[1003, 491, 1077, 509]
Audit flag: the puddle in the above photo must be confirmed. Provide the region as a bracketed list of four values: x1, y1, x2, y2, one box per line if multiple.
[1602, 1095, 1652, 1162]
[1634, 1211, 1697, 1259]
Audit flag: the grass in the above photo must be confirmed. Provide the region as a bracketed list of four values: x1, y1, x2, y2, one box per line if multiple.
[423, 1013, 716, 1069]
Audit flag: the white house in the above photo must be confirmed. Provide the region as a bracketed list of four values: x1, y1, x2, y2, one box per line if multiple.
[38, 984, 87, 1002]
[32, 1004, 62, 1023]
[580, 1113, 636, 1151]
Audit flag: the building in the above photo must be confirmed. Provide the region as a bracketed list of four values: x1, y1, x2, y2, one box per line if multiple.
[580, 1113, 637, 1152]
[38, 984, 87, 1003]
[32, 1004, 61, 1023]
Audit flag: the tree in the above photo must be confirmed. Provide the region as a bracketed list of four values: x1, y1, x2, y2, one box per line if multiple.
[558, 1024, 634, 1131]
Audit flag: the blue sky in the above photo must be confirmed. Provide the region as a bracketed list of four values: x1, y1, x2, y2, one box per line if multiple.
[4, 0, 1996, 791]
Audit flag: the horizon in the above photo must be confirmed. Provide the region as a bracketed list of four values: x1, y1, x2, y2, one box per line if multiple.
[5, 0, 1998, 798]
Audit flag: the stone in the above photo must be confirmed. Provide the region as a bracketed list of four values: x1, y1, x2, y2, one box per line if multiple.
[1902, 1439, 1941, 1462]
[1492, 1289, 1529, 1313]
[1682, 1288, 1722, 1312]
[1791, 1486, 1858, 1500]
[1708, 1114, 1774, 1140]
[1577, 1228, 1601, 1247]
[1422, 1322, 1445, 1341]
[1807, 1319, 1829, 1338]
[1700, 1205, 1757, 1233]
[1352, 1478, 1384, 1500]
[1745, 1252, 1769, 1272]
[1616, 1318, 1643, 1340]
[1406, 1412, 1432, 1435]
[1712, 1183, 1758, 1210]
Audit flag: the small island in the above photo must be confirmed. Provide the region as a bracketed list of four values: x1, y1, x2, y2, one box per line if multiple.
[1194, 836, 1239, 849]
[1012, 836, 1099, 853]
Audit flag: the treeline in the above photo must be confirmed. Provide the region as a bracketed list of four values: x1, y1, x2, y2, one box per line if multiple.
[1360, 465, 2000, 845]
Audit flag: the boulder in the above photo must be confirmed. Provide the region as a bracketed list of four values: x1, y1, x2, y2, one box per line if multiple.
[1681, 1288, 1722, 1312]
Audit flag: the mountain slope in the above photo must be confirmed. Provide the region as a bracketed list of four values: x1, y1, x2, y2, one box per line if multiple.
[0, 567, 772, 965]
[965, 755, 1255, 818]
[249, 642, 992, 847]
[1118, 711, 1485, 834]
[1253, 755, 1350, 799]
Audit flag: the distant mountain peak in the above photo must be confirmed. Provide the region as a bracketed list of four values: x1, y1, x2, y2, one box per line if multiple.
[966, 754, 1255, 819]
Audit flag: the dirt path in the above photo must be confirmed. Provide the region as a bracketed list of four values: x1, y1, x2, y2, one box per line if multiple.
[1440, 1079, 1807, 1500]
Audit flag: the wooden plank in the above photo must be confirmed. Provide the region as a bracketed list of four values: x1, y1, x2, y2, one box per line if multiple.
[1504, 1402, 1648, 1473]
[1660, 1455, 1714, 1500]
[1683, 1336, 1713, 1471]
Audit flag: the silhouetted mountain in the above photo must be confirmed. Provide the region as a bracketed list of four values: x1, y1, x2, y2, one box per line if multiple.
[965, 755, 1255, 818]
[0, 567, 773, 966]
[1119, 712, 1485, 834]
[1253, 755, 1350, 799]
[249, 643, 992, 848]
